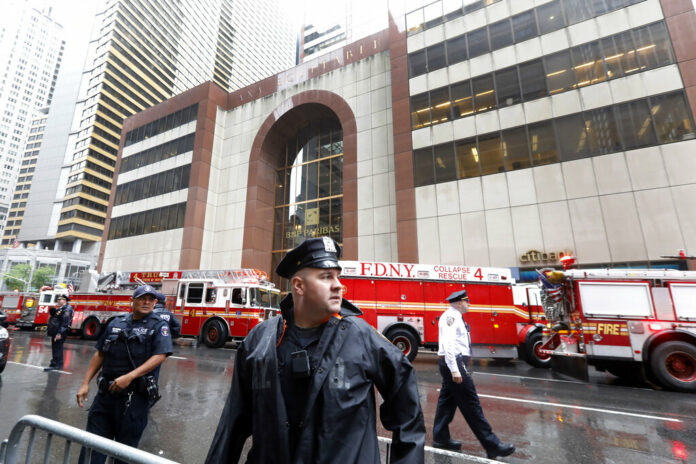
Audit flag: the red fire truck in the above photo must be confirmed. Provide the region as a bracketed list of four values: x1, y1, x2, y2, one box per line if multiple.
[162, 269, 281, 348]
[539, 268, 696, 392]
[0, 292, 39, 325]
[339, 260, 548, 365]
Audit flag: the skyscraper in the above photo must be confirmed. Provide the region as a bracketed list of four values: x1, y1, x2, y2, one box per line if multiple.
[0, 1, 64, 237]
[15, 0, 296, 254]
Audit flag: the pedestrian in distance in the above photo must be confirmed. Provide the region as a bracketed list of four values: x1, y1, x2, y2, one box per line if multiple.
[432, 290, 515, 460]
[154, 291, 181, 339]
[76, 285, 173, 464]
[205, 237, 425, 464]
[44, 294, 73, 371]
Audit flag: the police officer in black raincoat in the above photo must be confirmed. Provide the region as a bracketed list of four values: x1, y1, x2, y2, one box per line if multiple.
[45, 294, 73, 371]
[205, 237, 425, 464]
[154, 291, 181, 339]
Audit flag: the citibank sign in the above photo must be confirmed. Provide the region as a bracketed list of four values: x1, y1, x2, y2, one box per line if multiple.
[519, 249, 572, 264]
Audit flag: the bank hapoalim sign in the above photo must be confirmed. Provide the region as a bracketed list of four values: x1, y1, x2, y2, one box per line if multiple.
[519, 249, 573, 264]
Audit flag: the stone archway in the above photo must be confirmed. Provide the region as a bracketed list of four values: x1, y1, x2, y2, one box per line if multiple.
[241, 90, 358, 276]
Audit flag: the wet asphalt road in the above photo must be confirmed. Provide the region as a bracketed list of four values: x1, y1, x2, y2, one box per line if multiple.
[1, 330, 694, 463]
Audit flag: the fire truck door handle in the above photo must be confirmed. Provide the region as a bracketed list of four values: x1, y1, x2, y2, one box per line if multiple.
[492, 311, 498, 317]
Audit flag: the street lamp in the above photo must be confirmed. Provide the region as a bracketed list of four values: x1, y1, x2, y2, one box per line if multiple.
[0, 272, 30, 292]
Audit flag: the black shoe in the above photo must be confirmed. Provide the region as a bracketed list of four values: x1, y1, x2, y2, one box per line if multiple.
[432, 439, 462, 451]
[44, 367, 56, 371]
[487, 443, 515, 459]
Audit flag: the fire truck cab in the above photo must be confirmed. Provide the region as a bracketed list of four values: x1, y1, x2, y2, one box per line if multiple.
[165, 269, 281, 348]
[15, 291, 54, 329]
[540, 269, 696, 392]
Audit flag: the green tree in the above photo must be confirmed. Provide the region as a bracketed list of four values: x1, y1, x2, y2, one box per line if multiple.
[3, 263, 31, 291]
[32, 266, 57, 290]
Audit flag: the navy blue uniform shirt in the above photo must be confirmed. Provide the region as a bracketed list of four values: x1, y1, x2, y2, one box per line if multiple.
[95, 312, 173, 381]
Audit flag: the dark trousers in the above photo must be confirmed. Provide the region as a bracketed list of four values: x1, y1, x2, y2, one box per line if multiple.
[78, 392, 150, 464]
[433, 356, 500, 452]
[49, 335, 65, 368]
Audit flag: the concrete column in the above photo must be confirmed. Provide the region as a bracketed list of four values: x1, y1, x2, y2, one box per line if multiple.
[54, 240, 61, 251]
[72, 239, 82, 253]
[36, 241, 43, 250]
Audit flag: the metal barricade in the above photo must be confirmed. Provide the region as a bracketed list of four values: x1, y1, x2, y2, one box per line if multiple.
[378, 436, 504, 463]
[0, 415, 179, 464]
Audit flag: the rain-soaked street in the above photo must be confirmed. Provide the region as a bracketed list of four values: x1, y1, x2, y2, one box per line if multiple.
[1, 330, 694, 463]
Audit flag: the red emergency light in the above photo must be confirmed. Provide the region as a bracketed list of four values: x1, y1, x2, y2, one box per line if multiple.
[559, 255, 576, 270]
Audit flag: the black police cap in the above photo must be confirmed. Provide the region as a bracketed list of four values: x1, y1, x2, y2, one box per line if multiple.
[133, 285, 158, 299]
[446, 290, 469, 303]
[276, 237, 342, 278]
[56, 294, 70, 302]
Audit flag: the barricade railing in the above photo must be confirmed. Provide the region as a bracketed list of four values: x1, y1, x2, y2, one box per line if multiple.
[378, 436, 505, 463]
[0, 415, 179, 464]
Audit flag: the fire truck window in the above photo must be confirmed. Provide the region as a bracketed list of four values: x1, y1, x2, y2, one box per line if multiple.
[178, 284, 186, 300]
[186, 283, 204, 304]
[271, 291, 280, 308]
[41, 294, 53, 304]
[206, 288, 217, 304]
[231, 288, 243, 305]
[252, 288, 271, 307]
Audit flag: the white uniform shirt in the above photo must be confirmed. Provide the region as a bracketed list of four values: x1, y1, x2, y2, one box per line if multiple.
[437, 306, 471, 373]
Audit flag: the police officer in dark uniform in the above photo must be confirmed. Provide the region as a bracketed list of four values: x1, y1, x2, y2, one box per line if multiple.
[154, 291, 181, 339]
[76, 285, 172, 464]
[205, 237, 425, 464]
[432, 290, 515, 459]
[45, 294, 73, 371]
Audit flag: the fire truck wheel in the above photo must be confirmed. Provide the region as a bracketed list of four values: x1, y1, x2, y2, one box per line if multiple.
[525, 331, 551, 369]
[203, 319, 228, 348]
[387, 329, 418, 362]
[650, 341, 696, 392]
[81, 318, 103, 341]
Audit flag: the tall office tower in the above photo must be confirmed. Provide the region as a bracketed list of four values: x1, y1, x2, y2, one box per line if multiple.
[0, 2, 64, 237]
[18, 0, 296, 255]
[1, 108, 49, 246]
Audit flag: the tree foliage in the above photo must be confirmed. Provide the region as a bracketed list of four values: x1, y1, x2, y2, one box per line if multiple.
[32, 266, 56, 290]
[4, 263, 31, 291]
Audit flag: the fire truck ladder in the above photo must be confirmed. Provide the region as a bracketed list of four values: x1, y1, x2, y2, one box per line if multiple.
[180, 269, 270, 285]
[563, 269, 696, 280]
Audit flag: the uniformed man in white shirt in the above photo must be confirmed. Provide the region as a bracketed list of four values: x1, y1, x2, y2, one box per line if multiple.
[432, 290, 515, 460]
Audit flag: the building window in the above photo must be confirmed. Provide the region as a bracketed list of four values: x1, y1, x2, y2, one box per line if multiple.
[433, 143, 457, 183]
[412, 91, 694, 186]
[536, 0, 564, 35]
[272, 120, 343, 268]
[495, 67, 521, 108]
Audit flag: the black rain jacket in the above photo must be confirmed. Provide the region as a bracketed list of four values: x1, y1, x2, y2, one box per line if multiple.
[205, 295, 425, 464]
[47, 304, 73, 337]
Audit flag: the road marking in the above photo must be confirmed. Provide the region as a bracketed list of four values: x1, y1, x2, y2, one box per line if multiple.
[169, 356, 187, 360]
[473, 371, 586, 384]
[378, 437, 504, 463]
[472, 371, 654, 391]
[7, 361, 72, 374]
[478, 394, 682, 422]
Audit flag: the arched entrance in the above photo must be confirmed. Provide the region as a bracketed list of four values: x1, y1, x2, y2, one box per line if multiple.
[242, 91, 358, 286]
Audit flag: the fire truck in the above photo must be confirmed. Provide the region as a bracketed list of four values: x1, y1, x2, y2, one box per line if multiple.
[0, 292, 39, 325]
[338, 260, 548, 366]
[538, 268, 696, 392]
[162, 269, 281, 348]
[17, 270, 281, 346]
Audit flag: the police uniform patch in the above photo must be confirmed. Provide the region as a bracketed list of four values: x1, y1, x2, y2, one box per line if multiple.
[161, 325, 169, 337]
[446, 316, 455, 326]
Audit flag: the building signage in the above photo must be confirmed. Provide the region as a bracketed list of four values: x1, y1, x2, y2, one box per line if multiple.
[519, 250, 572, 264]
[285, 224, 341, 239]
